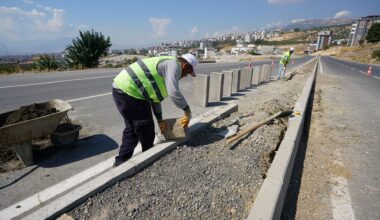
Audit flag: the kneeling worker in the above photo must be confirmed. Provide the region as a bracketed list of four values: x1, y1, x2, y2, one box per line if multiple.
[112, 53, 198, 167]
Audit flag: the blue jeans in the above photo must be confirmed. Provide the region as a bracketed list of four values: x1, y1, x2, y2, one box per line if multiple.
[277, 64, 286, 79]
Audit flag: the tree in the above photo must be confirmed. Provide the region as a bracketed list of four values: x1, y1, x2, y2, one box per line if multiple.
[33, 54, 59, 71]
[366, 23, 380, 43]
[358, 39, 365, 47]
[65, 29, 111, 69]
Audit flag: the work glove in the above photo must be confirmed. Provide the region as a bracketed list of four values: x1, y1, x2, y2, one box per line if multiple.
[180, 110, 191, 128]
[158, 120, 166, 133]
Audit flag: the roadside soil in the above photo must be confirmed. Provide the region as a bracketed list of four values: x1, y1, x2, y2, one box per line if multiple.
[66, 61, 316, 219]
[315, 43, 380, 64]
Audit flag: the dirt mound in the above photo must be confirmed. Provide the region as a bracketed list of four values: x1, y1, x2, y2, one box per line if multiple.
[1, 103, 57, 127]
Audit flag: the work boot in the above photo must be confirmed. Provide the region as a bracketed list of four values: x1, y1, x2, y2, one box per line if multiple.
[113, 160, 126, 167]
[112, 154, 132, 167]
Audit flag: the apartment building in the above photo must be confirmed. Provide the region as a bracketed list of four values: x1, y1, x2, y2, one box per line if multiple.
[347, 15, 380, 46]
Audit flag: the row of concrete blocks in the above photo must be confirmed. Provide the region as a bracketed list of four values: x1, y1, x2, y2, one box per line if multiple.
[194, 65, 272, 107]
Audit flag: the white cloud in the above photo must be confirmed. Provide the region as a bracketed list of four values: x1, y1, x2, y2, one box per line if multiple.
[23, 0, 34, 4]
[291, 19, 305, 23]
[334, 10, 351, 19]
[265, 21, 282, 29]
[203, 26, 240, 39]
[0, 5, 76, 41]
[190, 26, 199, 37]
[268, 0, 303, 4]
[229, 26, 239, 33]
[149, 17, 171, 37]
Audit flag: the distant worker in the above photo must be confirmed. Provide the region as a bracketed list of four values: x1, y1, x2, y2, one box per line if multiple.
[111, 53, 198, 167]
[277, 47, 294, 80]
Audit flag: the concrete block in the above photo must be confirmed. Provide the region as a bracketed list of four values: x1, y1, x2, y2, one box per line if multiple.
[258, 66, 263, 84]
[209, 72, 224, 102]
[193, 74, 210, 107]
[222, 70, 233, 97]
[239, 68, 248, 90]
[231, 69, 241, 93]
[251, 66, 260, 86]
[262, 65, 270, 83]
[247, 67, 253, 87]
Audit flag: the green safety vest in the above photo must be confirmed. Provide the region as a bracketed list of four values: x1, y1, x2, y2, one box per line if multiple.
[280, 51, 291, 65]
[113, 56, 177, 103]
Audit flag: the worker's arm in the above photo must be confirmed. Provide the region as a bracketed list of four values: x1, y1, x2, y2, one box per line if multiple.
[157, 60, 190, 112]
[151, 102, 163, 121]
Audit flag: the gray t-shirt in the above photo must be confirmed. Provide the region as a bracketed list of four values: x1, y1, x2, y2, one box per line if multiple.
[157, 59, 188, 110]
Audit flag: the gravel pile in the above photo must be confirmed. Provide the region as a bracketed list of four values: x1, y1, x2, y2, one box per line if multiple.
[68, 61, 316, 220]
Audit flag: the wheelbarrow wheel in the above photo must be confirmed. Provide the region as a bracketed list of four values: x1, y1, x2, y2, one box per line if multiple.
[50, 123, 80, 148]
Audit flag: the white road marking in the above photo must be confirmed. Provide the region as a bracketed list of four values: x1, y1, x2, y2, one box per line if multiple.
[66, 92, 112, 102]
[319, 58, 324, 75]
[0, 75, 114, 89]
[331, 160, 355, 220]
[373, 76, 380, 80]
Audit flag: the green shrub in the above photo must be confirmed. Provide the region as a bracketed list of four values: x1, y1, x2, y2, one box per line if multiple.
[65, 29, 112, 69]
[372, 49, 380, 60]
[0, 64, 19, 74]
[366, 23, 380, 43]
[248, 51, 261, 55]
[33, 54, 59, 71]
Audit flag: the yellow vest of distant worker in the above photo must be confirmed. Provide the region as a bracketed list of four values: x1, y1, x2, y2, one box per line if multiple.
[113, 56, 176, 103]
[280, 51, 291, 65]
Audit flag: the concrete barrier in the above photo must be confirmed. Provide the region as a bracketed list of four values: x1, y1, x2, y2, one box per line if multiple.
[193, 74, 210, 107]
[251, 66, 260, 86]
[231, 69, 241, 93]
[209, 72, 224, 102]
[222, 70, 233, 97]
[247, 58, 318, 220]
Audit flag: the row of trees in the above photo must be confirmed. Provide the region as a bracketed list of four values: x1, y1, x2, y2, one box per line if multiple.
[33, 29, 111, 71]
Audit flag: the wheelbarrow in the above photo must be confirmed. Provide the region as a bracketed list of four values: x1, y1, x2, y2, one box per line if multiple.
[0, 99, 81, 166]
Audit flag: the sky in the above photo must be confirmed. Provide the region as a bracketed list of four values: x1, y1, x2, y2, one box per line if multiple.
[0, 0, 379, 55]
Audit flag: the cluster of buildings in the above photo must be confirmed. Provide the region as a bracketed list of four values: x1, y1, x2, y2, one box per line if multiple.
[313, 15, 380, 51]
[108, 30, 282, 58]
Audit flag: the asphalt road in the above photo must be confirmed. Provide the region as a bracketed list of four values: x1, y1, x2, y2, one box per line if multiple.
[319, 56, 380, 219]
[0, 56, 312, 210]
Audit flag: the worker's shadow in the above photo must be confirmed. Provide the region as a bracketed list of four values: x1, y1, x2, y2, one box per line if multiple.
[33, 134, 118, 168]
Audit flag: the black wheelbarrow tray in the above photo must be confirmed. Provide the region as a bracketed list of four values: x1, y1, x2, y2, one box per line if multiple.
[0, 99, 81, 166]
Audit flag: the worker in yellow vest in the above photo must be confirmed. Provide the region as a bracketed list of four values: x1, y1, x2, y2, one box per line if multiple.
[112, 53, 198, 167]
[277, 47, 294, 80]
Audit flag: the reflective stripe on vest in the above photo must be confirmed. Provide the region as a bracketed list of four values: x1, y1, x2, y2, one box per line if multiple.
[136, 59, 164, 101]
[113, 56, 175, 102]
